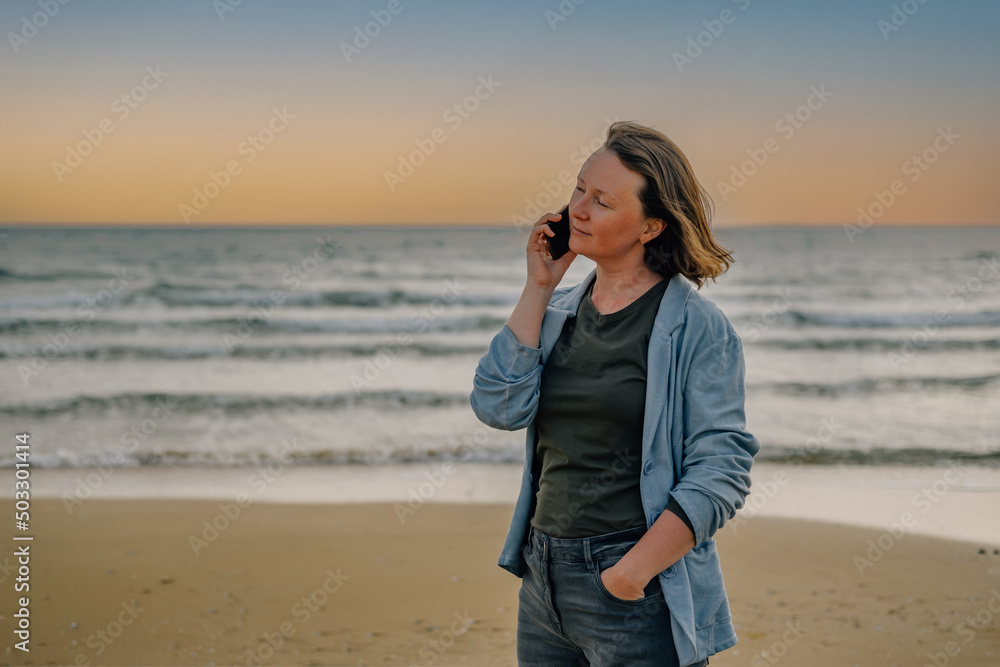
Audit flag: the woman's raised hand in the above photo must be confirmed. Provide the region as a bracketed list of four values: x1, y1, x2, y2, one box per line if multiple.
[505, 212, 578, 349]
[526, 212, 577, 291]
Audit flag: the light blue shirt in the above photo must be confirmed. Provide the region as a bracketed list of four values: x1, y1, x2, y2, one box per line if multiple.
[469, 268, 759, 665]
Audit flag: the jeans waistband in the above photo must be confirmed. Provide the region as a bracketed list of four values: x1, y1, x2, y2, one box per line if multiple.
[527, 525, 647, 567]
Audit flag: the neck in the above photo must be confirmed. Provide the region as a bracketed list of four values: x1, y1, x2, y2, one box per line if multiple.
[592, 259, 661, 302]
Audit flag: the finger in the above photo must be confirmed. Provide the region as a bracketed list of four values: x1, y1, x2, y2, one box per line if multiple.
[533, 213, 561, 229]
[537, 235, 551, 255]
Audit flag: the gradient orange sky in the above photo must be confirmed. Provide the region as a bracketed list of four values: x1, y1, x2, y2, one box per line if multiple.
[2, 0, 998, 226]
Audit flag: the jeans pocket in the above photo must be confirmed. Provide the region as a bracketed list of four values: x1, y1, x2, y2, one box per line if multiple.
[592, 558, 664, 606]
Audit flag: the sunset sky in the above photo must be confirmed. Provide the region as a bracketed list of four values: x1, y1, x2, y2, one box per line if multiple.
[2, 0, 998, 226]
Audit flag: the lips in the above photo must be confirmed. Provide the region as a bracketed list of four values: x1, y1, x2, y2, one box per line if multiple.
[571, 224, 590, 236]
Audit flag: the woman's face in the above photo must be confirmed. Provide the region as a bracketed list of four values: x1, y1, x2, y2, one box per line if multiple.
[567, 147, 663, 266]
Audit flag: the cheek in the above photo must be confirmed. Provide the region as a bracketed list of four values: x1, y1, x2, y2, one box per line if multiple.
[602, 215, 633, 240]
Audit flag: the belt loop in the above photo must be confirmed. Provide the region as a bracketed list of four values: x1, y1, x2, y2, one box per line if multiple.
[583, 537, 594, 572]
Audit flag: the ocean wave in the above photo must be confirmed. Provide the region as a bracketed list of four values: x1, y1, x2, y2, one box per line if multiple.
[782, 309, 1000, 328]
[11, 335, 998, 360]
[0, 266, 120, 282]
[751, 373, 1000, 397]
[750, 336, 1000, 352]
[0, 314, 508, 335]
[0, 283, 516, 311]
[130, 283, 516, 309]
[0, 443, 526, 469]
[756, 445, 1000, 468]
[0, 389, 472, 418]
[0, 340, 489, 360]
[1, 444, 995, 470]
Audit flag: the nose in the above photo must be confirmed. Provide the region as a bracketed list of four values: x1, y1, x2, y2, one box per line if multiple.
[569, 196, 588, 221]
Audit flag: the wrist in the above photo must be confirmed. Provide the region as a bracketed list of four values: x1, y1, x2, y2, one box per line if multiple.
[523, 282, 556, 299]
[612, 555, 654, 591]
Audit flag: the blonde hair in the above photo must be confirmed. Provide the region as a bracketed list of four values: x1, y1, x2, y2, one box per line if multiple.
[604, 121, 732, 288]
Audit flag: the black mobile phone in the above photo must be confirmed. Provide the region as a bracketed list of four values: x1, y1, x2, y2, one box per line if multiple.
[546, 205, 571, 260]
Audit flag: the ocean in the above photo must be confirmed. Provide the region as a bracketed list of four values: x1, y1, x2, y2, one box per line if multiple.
[1, 225, 998, 471]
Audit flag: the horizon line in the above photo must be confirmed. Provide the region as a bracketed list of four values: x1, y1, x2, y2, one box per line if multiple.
[2, 221, 998, 229]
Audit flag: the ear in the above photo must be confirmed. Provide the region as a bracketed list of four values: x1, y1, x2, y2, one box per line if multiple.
[641, 217, 666, 245]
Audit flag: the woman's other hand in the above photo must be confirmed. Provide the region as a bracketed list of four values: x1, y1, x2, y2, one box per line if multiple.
[599, 561, 647, 601]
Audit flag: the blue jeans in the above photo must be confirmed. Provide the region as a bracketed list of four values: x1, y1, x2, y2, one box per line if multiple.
[517, 525, 710, 667]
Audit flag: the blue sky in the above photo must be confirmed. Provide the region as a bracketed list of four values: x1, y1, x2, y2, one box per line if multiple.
[2, 0, 998, 225]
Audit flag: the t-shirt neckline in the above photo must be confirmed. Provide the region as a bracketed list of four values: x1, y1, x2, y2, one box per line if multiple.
[583, 275, 667, 323]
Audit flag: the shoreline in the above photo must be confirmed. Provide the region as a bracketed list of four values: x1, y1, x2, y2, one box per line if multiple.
[2, 499, 998, 666]
[4, 461, 1000, 547]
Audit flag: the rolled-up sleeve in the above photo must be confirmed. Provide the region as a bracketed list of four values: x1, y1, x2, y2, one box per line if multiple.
[469, 324, 544, 431]
[669, 330, 759, 546]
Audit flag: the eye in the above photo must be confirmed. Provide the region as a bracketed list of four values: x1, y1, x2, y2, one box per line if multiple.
[575, 186, 609, 208]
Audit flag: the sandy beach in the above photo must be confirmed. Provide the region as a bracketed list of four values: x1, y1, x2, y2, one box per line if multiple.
[3, 494, 999, 667]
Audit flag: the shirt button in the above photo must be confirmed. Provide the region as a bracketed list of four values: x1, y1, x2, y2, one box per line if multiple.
[643, 460, 655, 475]
[663, 565, 676, 578]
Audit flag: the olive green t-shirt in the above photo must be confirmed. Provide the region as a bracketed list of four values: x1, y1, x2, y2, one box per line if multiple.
[530, 274, 670, 538]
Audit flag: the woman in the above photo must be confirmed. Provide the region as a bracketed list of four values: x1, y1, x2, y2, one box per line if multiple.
[470, 121, 759, 666]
